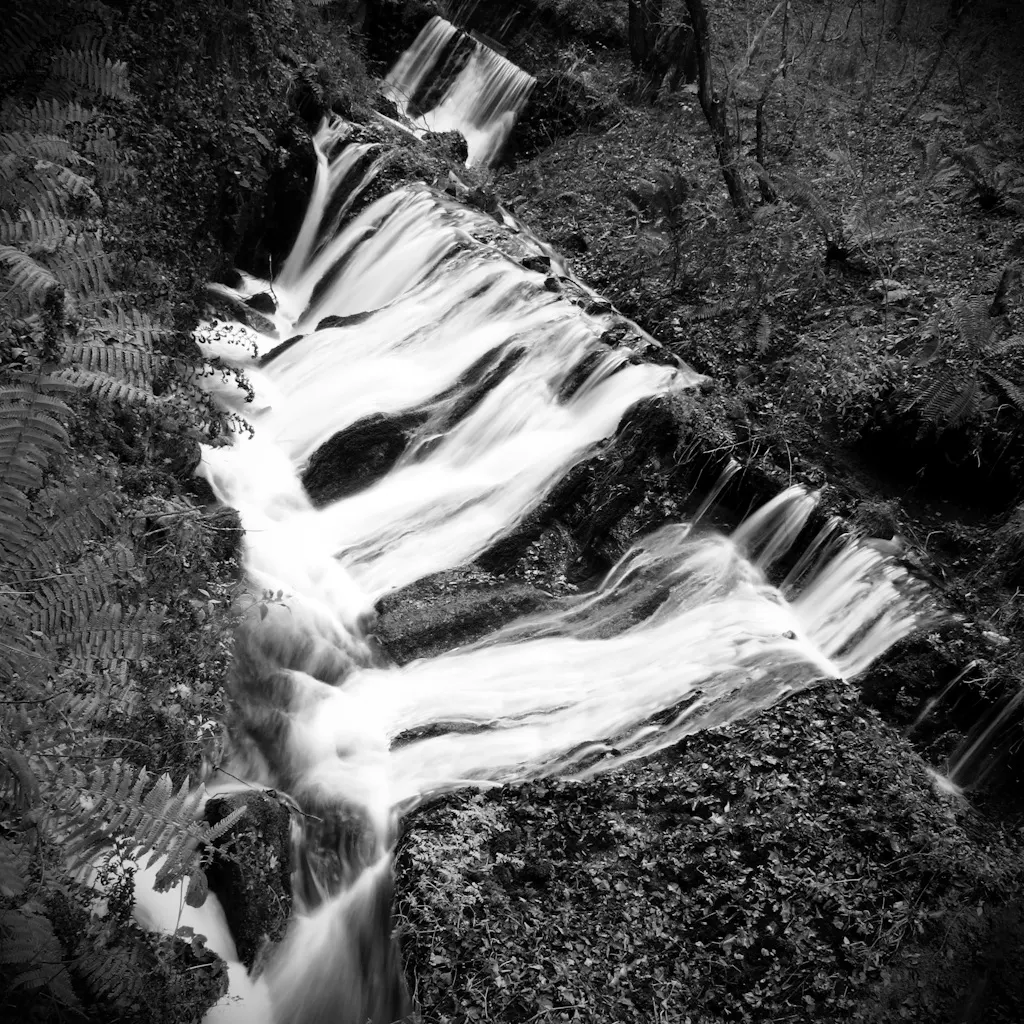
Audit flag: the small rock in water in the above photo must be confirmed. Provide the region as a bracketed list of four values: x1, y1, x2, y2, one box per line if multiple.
[423, 129, 468, 163]
[466, 185, 500, 215]
[247, 292, 277, 315]
[315, 310, 375, 331]
[521, 254, 551, 273]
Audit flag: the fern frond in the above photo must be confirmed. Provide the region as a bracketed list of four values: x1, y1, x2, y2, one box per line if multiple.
[955, 296, 997, 352]
[157, 804, 248, 893]
[912, 137, 959, 188]
[87, 307, 172, 350]
[949, 145, 992, 188]
[0, 151, 20, 185]
[0, 838, 30, 897]
[753, 311, 771, 354]
[31, 486, 121, 567]
[683, 299, 735, 322]
[11, 170, 72, 218]
[0, 209, 82, 249]
[27, 541, 137, 629]
[0, 486, 42, 567]
[0, 746, 41, 812]
[51, 162, 101, 208]
[918, 371, 981, 428]
[54, 601, 163, 674]
[0, 132, 88, 168]
[0, 244, 60, 302]
[75, 942, 145, 1008]
[47, 762, 245, 892]
[5, 161, 99, 219]
[13, 99, 95, 138]
[0, 10, 51, 81]
[31, 575, 110, 636]
[986, 334, 1024, 358]
[3, 371, 80, 399]
[51, 48, 131, 102]
[982, 369, 1024, 414]
[62, 341, 156, 387]
[52, 368, 155, 405]
[51, 234, 112, 298]
[0, 386, 70, 501]
[0, 410, 69, 459]
[53, 676, 141, 729]
[946, 376, 981, 427]
[83, 127, 134, 187]
[916, 368, 976, 427]
[776, 171, 837, 240]
[0, 902, 79, 1007]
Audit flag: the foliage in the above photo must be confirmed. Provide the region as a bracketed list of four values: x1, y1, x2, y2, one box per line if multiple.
[3, 1, 1024, 1021]
[397, 687, 1024, 1024]
[529, 0, 626, 45]
[0, 1, 303, 1019]
[944, 144, 1024, 216]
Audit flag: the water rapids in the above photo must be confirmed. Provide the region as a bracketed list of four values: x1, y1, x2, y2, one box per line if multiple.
[151, 22, 937, 1022]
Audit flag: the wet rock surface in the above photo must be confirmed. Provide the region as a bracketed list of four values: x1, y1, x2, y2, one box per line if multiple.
[303, 412, 427, 507]
[374, 567, 552, 664]
[205, 792, 292, 969]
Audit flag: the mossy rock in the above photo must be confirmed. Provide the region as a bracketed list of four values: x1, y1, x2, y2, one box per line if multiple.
[205, 792, 292, 969]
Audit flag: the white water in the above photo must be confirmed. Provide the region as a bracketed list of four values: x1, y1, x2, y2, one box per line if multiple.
[382, 16, 535, 166]
[181, 109, 940, 1020]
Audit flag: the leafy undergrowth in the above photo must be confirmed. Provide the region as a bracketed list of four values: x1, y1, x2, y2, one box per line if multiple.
[397, 685, 1024, 1024]
[1, 1, 371, 1019]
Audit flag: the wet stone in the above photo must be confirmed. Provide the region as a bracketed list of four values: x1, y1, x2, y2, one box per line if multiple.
[302, 411, 427, 507]
[204, 792, 292, 969]
[374, 567, 553, 663]
[246, 292, 276, 315]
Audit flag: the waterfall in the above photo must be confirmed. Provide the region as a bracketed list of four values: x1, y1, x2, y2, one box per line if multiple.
[179, 30, 938, 1021]
[382, 16, 535, 167]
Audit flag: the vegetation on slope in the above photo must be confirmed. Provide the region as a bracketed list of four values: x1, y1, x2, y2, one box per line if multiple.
[489, 0, 1024, 789]
[1, 0, 367, 1018]
[2, 0, 1024, 1022]
[398, 687, 1024, 1024]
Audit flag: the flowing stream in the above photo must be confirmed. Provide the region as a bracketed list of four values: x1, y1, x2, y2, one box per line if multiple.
[176, 21, 938, 1023]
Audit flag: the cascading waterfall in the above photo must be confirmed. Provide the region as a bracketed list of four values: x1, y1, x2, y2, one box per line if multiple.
[172, 29, 939, 1022]
[381, 16, 535, 167]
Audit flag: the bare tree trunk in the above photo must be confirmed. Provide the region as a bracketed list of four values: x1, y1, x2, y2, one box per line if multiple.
[780, 0, 789, 103]
[681, 0, 749, 219]
[628, 0, 664, 72]
[895, 0, 969, 125]
[755, 60, 786, 204]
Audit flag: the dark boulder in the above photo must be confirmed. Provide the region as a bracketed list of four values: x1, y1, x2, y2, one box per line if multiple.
[204, 792, 292, 969]
[302, 411, 427, 507]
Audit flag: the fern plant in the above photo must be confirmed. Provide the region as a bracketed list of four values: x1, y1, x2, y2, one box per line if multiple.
[2, 7, 259, 1020]
[905, 294, 1024, 433]
[48, 762, 246, 893]
[945, 144, 1024, 216]
[772, 170, 922, 274]
[0, 376, 74, 679]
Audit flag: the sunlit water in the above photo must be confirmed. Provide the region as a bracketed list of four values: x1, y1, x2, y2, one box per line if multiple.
[138, 27, 938, 1023]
